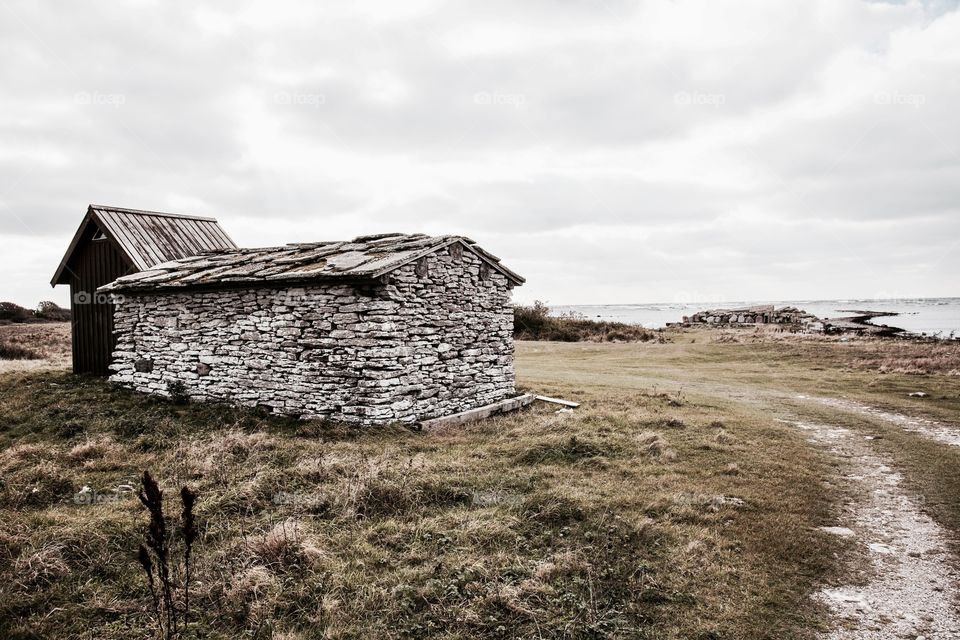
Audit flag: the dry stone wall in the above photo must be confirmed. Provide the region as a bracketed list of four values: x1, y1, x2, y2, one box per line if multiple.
[682, 305, 819, 327]
[108, 247, 516, 425]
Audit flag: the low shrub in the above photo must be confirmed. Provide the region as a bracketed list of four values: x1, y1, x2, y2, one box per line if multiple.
[0, 302, 31, 323]
[0, 301, 72, 324]
[166, 380, 190, 405]
[514, 301, 658, 342]
[0, 341, 42, 360]
[34, 302, 71, 322]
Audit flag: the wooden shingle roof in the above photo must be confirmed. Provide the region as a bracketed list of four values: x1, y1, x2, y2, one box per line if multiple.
[51, 205, 237, 286]
[99, 233, 524, 293]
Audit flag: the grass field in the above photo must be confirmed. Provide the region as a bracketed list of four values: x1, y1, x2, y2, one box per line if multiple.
[0, 323, 71, 372]
[1, 324, 958, 639]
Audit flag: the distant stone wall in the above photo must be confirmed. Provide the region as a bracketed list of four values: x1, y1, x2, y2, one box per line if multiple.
[108, 248, 516, 425]
[682, 306, 819, 327]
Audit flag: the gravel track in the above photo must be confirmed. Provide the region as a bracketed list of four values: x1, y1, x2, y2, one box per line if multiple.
[789, 418, 960, 639]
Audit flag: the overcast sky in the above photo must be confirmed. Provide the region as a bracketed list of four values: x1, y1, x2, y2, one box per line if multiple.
[2, 0, 958, 308]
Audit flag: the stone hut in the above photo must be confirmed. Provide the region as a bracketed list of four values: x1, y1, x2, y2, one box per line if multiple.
[99, 233, 525, 426]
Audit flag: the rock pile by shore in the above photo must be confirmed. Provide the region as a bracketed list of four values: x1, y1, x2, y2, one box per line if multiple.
[673, 305, 906, 336]
[681, 305, 821, 328]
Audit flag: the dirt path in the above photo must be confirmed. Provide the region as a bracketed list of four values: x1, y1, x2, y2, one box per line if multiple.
[666, 377, 960, 637]
[785, 417, 960, 639]
[806, 396, 960, 448]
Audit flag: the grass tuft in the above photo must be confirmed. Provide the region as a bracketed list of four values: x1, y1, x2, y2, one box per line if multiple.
[713, 430, 736, 445]
[636, 431, 677, 461]
[13, 542, 70, 588]
[0, 342, 42, 360]
[516, 435, 614, 464]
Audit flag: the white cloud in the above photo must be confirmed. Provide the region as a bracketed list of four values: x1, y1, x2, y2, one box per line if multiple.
[0, 0, 957, 306]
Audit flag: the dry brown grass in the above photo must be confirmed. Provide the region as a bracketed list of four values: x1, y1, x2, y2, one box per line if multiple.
[12, 542, 70, 589]
[707, 326, 839, 343]
[20, 326, 959, 637]
[635, 430, 677, 461]
[845, 340, 960, 375]
[713, 429, 736, 445]
[0, 322, 71, 372]
[0, 357, 846, 640]
[688, 326, 960, 374]
[0, 342, 42, 360]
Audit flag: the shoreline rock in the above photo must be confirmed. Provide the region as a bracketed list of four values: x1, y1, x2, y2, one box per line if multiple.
[673, 305, 907, 337]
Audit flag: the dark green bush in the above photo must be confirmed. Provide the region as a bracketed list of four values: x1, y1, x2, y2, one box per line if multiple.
[34, 302, 71, 322]
[513, 300, 552, 337]
[0, 301, 71, 324]
[166, 380, 190, 405]
[0, 302, 31, 323]
[514, 300, 658, 342]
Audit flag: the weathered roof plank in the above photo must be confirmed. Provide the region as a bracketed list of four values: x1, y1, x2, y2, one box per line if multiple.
[100, 233, 525, 293]
[51, 205, 238, 285]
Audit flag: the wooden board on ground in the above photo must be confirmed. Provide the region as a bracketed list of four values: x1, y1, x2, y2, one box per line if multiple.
[534, 395, 580, 408]
[419, 394, 536, 430]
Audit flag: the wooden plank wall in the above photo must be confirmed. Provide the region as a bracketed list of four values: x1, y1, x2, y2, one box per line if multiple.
[67, 237, 134, 375]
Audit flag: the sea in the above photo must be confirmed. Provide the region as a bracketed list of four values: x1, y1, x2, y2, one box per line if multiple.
[551, 298, 960, 337]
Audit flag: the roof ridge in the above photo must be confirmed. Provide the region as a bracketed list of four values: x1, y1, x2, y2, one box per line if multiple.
[352, 232, 409, 242]
[89, 204, 219, 222]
